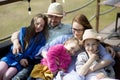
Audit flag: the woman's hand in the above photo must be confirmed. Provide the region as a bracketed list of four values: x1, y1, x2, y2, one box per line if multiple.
[12, 39, 22, 54]
[20, 59, 28, 67]
[105, 46, 115, 58]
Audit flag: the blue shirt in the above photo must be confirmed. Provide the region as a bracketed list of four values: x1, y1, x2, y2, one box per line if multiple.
[35, 23, 72, 56]
[47, 23, 72, 43]
[37, 34, 114, 64]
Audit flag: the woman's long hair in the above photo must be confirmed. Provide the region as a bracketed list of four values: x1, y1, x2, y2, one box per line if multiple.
[24, 13, 48, 49]
[72, 14, 92, 30]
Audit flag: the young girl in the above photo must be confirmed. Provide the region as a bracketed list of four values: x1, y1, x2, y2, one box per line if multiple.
[0, 13, 48, 80]
[30, 37, 80, 80]
[75, 29, 115, 80]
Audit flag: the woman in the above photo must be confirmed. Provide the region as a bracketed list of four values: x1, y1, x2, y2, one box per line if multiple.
[0, 13, 48, 80]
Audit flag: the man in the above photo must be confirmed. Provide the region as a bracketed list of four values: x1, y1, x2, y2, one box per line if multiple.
[11, 2, 72, 80]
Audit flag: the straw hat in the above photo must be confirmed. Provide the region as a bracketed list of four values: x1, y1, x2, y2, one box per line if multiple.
[82, 29, 102, 42]
[44, 2, 64, 17]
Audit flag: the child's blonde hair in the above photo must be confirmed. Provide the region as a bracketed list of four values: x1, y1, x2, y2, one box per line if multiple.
[64, 37, 81, 48]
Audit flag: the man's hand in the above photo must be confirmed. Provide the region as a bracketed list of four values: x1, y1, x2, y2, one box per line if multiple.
[12, 39, 22, 54]
[11, 31, 22, 54]
[20, 59, 28, 67]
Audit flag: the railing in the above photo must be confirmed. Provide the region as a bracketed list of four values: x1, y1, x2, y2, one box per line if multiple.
[0, 35, 11, 42]
[0, 35, 11, 48]
[0, 0, 117, 42]
[0, 0, 22, 5]
[66, 0, 95, 14]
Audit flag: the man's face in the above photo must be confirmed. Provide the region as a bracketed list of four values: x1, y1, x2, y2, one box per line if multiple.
[48, 15, 63, 27]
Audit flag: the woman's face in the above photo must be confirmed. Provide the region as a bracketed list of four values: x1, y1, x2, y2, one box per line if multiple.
[72, 22, 84, 40]
[34, 18, 45, 32]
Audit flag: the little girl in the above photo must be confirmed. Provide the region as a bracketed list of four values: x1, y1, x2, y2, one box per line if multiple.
[76, 29, 115, 80]
[30, 37, 80, 80]
[0, 13, 48, 80]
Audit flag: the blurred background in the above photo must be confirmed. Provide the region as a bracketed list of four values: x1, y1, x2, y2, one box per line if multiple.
[0, 0, 120, 39]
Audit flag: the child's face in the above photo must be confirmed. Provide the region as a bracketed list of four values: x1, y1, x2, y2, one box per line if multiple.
[65, 42, 80, 56]
[34, 18, 45, 32]
[84, 39, 99, 54]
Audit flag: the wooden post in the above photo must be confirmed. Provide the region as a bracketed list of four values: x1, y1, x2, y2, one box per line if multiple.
[96, 0, 100, 32]
[51, 0, 56, 3]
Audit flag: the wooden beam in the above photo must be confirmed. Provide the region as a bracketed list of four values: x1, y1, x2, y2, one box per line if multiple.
[51, 0, 56, 3]
[96, 0, 100, 32]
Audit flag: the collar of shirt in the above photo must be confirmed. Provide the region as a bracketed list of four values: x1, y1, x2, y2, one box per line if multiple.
[48, 23, 63, 30]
